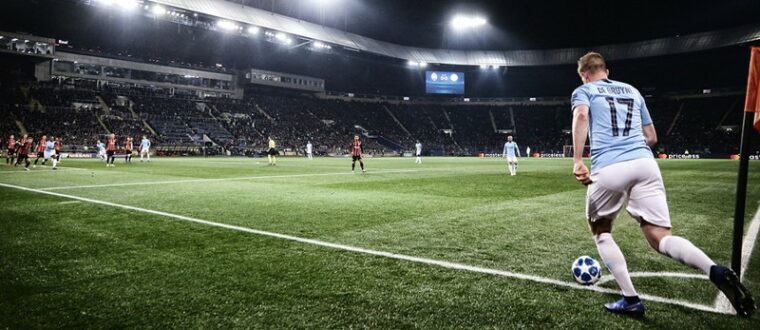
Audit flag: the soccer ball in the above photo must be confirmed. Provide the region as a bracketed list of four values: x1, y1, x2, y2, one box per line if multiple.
[571, 256, 602, 285]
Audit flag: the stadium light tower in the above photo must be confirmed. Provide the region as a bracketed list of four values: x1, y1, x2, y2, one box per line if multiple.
[450, 14, 487, 30]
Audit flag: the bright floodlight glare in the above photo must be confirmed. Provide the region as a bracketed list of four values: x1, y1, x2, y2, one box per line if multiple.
[98, 0, 138, 11]
[248, 26, 260, 34]
[479, 64, 488, 69]
[490, 65, 499, 69]
[419, 62, 428, 67]
[151, 5, 167, 16]
[407, 60, 418, 67]
[450, 15, 487, 29]
[217, 20, 239, 31]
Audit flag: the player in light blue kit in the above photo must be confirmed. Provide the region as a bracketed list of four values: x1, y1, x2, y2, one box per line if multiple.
[96, 140, 106, 161]
[502, 136, 520, 176]
[139, 136, 151, 162]
[571, 52, 754, 317]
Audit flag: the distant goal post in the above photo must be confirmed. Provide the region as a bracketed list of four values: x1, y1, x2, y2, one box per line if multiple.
[562, 145, 590, 158]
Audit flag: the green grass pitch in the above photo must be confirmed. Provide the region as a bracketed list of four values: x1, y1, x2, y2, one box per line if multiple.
[1, 156, 759, 329]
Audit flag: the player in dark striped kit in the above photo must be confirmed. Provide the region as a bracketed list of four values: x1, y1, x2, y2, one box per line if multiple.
[15, 135, 32, 171]
[350, 135, 365, 174]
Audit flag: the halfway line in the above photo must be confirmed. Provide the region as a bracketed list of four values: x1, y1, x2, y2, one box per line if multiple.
[0, 182, 725, 314]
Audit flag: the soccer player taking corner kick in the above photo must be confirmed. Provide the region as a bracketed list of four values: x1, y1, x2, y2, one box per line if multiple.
[571, 52, 755, 317]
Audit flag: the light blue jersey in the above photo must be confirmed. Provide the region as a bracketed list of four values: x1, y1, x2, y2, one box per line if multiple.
[44, 141, 55, 153]
[503, 142, 519, 158]
[97, 142, 105, 152]
[571, 78, 653, 172]
[140, 138, 151, 149]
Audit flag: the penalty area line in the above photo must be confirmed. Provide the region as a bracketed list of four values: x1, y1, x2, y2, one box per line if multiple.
[37, 169, 420, 191]
[0, 182, 726, 315]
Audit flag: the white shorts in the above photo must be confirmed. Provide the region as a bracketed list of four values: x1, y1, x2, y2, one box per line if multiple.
[506, 156, 517, 163]
[586, 158, 671, 228]
[44, 151, 55, 159]
[140, 148, 150, 154]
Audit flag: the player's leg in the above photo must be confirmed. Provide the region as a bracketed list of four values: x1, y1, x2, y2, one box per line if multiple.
[587, 165, 643, 315]
[24, 155, 31, 169]
[629, 158, 755, 316]
[33, 152, 40, 167]
[514, 159, 518, 174]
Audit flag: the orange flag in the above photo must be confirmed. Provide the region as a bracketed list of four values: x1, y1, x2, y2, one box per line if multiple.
[746, 47, 760, 133]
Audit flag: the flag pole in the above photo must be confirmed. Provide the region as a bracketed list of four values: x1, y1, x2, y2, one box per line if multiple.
[731, 110, 754, 276]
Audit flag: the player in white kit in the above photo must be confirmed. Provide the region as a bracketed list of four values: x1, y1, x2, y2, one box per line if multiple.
[414, 141, 422, 164]
[139, 136, 151, 162]
[43, 139, 58, 170]
[571, 52, 754, 317]
[306, 141, 313, 160]
[502, 136, 520, 176]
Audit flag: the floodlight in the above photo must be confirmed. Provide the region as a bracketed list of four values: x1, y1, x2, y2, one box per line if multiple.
[479, 64, 488, 69]
[151, 5, 167, 16]
[248, 26, 260, 34]
[407, 60, 418, 67]
[450, 15, 487, 30]
[419, 62, 428, 67]
[217, 20, 239, 31]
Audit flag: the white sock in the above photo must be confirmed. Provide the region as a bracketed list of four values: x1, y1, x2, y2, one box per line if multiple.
[52, 158, 58, 168]
[658, 236, 716, 274]
[595, 233, 638, 297]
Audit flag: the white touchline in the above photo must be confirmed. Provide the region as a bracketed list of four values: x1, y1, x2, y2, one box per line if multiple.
[714, 205, 760, 313]
[37, 169, 420, 191]
[0, 182, 727, 314]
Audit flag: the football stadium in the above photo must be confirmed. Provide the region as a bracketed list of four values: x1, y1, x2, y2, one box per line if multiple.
[1, 0, 760, 328]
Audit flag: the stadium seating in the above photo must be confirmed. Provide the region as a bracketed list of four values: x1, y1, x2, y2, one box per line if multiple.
[0, 80, 754, 157]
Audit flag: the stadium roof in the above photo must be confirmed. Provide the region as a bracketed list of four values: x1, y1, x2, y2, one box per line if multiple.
[154, 0, 760, 66]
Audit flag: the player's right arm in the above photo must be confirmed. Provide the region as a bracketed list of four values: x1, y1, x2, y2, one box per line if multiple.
[639, 94, 657, 146]
[571, 87, 592, 185]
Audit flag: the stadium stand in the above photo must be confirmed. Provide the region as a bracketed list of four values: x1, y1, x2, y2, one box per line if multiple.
[0, 79, 754, 157]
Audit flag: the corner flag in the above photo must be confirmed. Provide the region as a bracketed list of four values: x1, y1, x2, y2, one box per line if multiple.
[732, 46, 760, 276]
[746, 47, 760, 133]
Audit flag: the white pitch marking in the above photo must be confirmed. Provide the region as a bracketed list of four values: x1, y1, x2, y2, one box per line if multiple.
[596, 271, 709, 286]
[714, 205, 760, 313]
[0, 167, 86, 174]
[37, 169, 420, 191]
[57, 200, 82, 205]
[0, 182, 726, 314]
